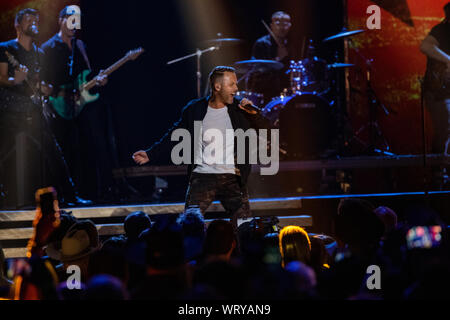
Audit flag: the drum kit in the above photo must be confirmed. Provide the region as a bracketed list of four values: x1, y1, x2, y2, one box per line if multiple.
[167, 28, 392, 159]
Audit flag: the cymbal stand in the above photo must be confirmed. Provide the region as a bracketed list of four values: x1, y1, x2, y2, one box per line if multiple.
[167, 46, 218, 98]
[349, 41, 395, 156]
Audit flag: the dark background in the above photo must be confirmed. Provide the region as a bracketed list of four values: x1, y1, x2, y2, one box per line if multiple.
[0, 0, 344, 205]
[74, 0, 343, 200]
[79, 0, 343, 168]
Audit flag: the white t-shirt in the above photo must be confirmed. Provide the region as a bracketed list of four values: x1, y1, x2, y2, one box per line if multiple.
[193, 105, 237, 174]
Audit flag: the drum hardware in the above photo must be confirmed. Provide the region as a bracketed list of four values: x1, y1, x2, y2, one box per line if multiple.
[234, 59, 284, 107]
[262, 92, 336, 159]
[322, 28, 365, 42]
[235, 91, 264, 107]
[347, 50, 396, 156]
[286, 59, 330, 96]
[326, 50, 355, 157]
[327, 63, 355, 69]
[168, 34, 244, 98]
[167, 46, 218, 98]
[234, 59, 284, 74]
[202, 34, 244, 47]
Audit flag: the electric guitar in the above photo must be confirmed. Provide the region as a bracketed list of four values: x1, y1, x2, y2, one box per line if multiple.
[3, 50, 42, 105]
[49, 47, 144, 120]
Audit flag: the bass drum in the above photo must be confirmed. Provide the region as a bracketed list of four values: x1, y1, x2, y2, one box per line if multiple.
[276, 93, 336, 159]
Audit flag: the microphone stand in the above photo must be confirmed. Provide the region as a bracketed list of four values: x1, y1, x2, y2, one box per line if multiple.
[167, 46, 218, 98]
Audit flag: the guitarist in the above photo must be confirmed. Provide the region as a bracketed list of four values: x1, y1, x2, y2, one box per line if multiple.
[421, 2, 450, 156]
[41, 6, 109, 202]
[0, 8, 52, 109]
[0, 8, 85, 207]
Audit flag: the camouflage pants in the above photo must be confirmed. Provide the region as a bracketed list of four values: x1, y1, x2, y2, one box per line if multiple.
[185, 172, 251, 229]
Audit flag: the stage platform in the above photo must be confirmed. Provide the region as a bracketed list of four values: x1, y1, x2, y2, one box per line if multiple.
[112, 154, 449, 178]
[1, 190, 449, 259]
[0, 196, 308, 258]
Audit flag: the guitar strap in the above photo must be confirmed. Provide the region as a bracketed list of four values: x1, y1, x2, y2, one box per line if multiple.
[76, 39, 92, 72]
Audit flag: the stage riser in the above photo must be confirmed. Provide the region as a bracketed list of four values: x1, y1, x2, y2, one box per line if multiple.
[0, 197, 310, 259]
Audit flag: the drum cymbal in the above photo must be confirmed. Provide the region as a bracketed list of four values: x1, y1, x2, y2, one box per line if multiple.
[327, 63, 355, 69]
[234, 59, 284, 74]
[203, 38, 244, 46]
[323, 29, 365, 42]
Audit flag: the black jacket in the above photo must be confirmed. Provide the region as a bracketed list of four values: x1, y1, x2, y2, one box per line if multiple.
[145, 95, 270, 186]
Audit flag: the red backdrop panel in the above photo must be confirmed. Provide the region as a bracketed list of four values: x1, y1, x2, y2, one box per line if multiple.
[347, 0, 448, 154]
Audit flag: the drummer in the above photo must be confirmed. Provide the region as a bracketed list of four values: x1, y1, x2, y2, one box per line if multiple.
[250, 11, 293, 100]
[252, 11, 292, 63]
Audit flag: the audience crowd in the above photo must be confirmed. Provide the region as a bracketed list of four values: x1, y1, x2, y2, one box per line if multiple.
[0, 198, 449, 300]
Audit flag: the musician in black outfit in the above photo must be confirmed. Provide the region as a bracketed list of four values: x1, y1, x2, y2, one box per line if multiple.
[0, 8, 84, 207]
[133, 66, 271, 230]
[252, 11, 293, 63]
[421, 2, 450, 156]
[41, 6, 111, 203]
[250, 11, 293, 99]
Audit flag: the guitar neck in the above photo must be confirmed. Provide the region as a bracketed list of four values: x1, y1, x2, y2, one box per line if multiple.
[5, 51, 37, 95]
[85, 55, 130, 90]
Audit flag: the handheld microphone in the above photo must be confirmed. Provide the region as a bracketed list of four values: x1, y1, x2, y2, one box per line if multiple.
[30, 24, 39, 36]
[237, 97, 263, 113]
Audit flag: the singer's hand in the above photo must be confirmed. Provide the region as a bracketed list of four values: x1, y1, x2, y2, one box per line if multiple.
[132, 150, 149, 165]
[239, 98, 258, 115]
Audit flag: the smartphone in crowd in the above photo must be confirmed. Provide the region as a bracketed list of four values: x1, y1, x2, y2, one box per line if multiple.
[406, 226, 442, 249]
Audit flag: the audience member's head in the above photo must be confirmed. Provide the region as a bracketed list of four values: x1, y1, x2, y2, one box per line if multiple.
[177, 207, 206, 261]
[335, 198, 384, 255]
[0, 246, 12, 288]
[45, 211, 77, 259]
[317, 254, 369, 299]
[279, 226, 311, 268]
[11, 257, 59, 300]
[124, 211, 151, 243]
[309, 235, 330, 273]
[374, 206, 398, 234]
[50, 220, 101, 281]
[193, 260, 244, 299]
[285, 261, 317, 292]
[88, 236, 128, 284]
[56, 281, 86, 300]
[203, 220, 236, 262]
[237, 217, 279, 262]
[141, 216, 185, 272]
[85, 274, 129, 300]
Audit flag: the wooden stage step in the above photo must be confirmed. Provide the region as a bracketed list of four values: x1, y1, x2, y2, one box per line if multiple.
[0, 197, 311, 259]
